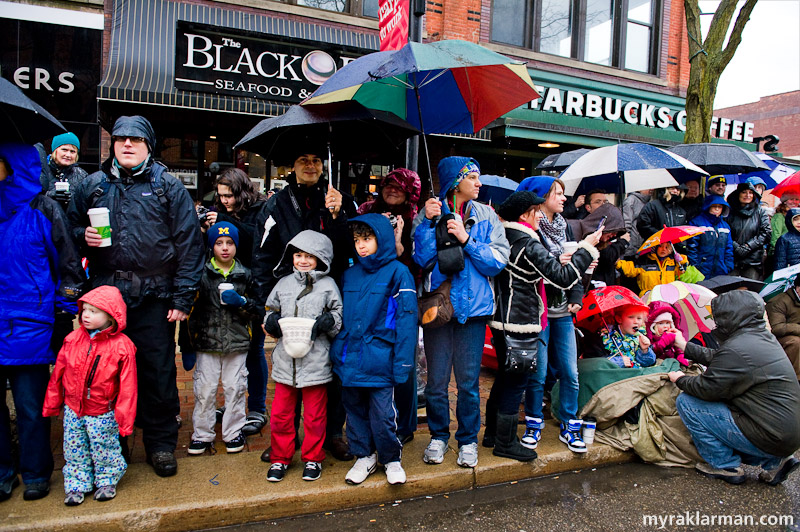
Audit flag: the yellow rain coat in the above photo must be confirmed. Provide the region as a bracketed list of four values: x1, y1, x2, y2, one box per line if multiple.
[617, 252, 689, 296]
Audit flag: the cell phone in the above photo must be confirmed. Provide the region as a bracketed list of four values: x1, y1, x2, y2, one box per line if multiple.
[596, 215, 608, 231]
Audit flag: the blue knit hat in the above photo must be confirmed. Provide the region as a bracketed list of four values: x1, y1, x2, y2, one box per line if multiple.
[51, 132, 80, 152]
[207, 222, 239, 248]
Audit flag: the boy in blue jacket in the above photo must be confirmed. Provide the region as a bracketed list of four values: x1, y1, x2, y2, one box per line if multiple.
[687, 195, 734, 278]
[774, 208, 800, 271]
[331, 214, 417, 486]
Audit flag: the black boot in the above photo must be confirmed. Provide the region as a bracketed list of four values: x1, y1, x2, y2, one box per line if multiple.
[482, 403, 496, 448]
[493, 413, 537, 462]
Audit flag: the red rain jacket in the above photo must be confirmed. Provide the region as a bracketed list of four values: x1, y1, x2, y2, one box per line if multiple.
[43, 285, 138, 436]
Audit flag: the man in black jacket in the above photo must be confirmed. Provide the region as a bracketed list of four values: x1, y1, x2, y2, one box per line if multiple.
[636, 186, 687, 243]
[68, 116, 204, 477]
[669, 290, 800, 485]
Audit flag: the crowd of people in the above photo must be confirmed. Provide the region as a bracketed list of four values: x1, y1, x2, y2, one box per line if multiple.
[1, 115, 799, 507]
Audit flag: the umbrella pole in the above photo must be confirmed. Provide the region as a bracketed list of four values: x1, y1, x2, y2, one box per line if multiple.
[414, 84, 434, 196]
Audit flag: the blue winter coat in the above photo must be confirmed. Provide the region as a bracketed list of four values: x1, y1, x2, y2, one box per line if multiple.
[774, 208, 800, 271]
[412, 158, 510, 323]
[331, 214, 417, 388]
[687, 195, 734, 277]
[0, 144, 84, 365]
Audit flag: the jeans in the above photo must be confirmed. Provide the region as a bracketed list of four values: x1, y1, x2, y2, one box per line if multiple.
[525, 315, 579, 423]
[423, 319, 485, 446]
[0, 364, 53, 485]
[246, 323, 268, 414]
[676, 393, 783, 470]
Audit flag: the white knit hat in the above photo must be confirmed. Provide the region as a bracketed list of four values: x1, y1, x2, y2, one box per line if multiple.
[650, 312, 674, 334]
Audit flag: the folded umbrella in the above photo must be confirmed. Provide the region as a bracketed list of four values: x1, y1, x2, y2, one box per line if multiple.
[698, 275, 764, 294]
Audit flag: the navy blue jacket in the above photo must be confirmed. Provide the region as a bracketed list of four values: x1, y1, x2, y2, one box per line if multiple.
[0, 144, 83, 365]
[687, 195, 734, 277]
[774, 208, 800, 271]
[331, 214, 417, 387]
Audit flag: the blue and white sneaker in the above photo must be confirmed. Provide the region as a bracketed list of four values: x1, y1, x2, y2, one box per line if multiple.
[521, 417, 544, 450]
[559, 420, 587, 453]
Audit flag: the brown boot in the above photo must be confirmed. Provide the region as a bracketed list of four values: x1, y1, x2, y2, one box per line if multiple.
[324, 437, 354, 461]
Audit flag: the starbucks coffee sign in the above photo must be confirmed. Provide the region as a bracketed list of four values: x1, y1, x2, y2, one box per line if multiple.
[174, 21, 365, 102]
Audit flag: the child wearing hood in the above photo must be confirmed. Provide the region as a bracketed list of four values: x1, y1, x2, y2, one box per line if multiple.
[616, 241, 689, 296]
[42, 286, 137, 506]
[646, 301, 689, 366]
[687, 195, 734, 277]
[774, 208, 800, 271]
[262, 230, 343, 483]
[601, 303, 656, 368]
[332, 214, 417, 486]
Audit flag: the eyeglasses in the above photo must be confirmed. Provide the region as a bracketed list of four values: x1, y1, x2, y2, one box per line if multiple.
[113, 136, 147, 145]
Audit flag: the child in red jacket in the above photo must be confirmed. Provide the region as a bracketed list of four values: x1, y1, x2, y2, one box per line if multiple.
[43, 285, 137, 506]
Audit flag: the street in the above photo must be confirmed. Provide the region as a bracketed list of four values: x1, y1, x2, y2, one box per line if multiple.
[204, 460, 800, 532]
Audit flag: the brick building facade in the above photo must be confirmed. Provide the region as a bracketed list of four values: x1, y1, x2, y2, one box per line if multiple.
[716, 90, 800, 159]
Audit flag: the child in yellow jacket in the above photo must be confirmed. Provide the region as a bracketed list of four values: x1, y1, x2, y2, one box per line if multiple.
[616, 242, 688, 296]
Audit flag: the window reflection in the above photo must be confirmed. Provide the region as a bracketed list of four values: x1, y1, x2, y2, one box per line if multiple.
[540, 0, 572, 57]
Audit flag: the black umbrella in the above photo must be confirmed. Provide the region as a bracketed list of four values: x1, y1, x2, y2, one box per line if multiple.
[535, 148, 591, 171]
[668, 143, 770, 176]
[0, 77, 66, 143]
[235, 101, 419, 166]
[697, 275, 763, 295]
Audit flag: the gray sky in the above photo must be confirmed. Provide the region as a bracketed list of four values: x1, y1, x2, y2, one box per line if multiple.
[700, 0, 800, 109]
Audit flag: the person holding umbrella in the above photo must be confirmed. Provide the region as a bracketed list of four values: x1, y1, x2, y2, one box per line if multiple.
[252, 145, 357, 462]
[413, 156, 509, 468]
[726, 182, 771, 281]
[616, 235, 692, 296]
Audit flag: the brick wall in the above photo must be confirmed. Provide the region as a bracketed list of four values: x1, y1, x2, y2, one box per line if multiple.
[665, 0, 690, 90]
[716, 91, 800, 158]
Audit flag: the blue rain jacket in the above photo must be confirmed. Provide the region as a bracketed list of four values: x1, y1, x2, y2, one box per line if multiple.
[687, 195, 734, 277]
[774, 208, 800, 271]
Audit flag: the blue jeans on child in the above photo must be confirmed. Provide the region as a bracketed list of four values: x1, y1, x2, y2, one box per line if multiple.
[676, 393, 783, 470]
[0, 364, 53, 486]
[525, 316, 579, 423]
[423, 319, 485, 446]
[341, 386, 401, 464]
[62, 405, 127, 493]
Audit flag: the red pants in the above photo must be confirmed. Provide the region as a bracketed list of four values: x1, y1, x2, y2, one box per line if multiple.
[270, 382, 327, 464]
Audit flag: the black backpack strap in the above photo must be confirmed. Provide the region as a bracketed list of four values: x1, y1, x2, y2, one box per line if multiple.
[150, 162, 169, 207]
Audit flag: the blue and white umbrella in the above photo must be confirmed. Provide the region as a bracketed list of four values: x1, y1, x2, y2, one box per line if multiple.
[721, 152, 798, 189]
[557, 143, 709, 196]
[477, 174, 519, 205]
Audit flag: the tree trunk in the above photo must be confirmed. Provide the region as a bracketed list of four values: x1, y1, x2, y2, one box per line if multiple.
[682, 0, 758, 143]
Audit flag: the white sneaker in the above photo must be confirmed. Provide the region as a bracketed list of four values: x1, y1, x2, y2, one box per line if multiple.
[423, 439, 447, 464]
[457, 442, 478, 468]
[345, 453, 377, 485]
[385, 461, 406, 485]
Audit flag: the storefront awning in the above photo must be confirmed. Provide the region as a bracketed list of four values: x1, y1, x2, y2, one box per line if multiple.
[98, 0, 378, 117]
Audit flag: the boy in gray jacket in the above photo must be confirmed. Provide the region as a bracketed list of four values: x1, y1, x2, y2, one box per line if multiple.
[263, 231, 343, 482]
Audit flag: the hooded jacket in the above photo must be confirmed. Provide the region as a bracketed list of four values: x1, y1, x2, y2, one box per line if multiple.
[67, 117, 204, 313]
[413, 158, 510, 323]
[774, 208, 800, 271]
[725, 182, 771, 268]
[188, 258, 261, 354]
[570, 203, 629, 289]
[687, 195, 734, 277]
[37, 143, 89, 206]
[622, 191, 651, 258]
[766, 286, 800, 340]
[636, 188, 687, 244]
[678, 290, 800, 457]
[42, 286, 138, 436]
[490, 221, 598, 335]
[645, 301, 687, 365]
[332, 214, 417, 387]
[617, 251, 689, 296]
[266, 230, 343, 388]
[0, 144, 84, 366]
[252, 173, 357, 305]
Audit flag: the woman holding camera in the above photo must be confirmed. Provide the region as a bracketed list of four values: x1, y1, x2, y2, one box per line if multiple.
[486, 191, 600, 461]
[412, 156, 509, 469]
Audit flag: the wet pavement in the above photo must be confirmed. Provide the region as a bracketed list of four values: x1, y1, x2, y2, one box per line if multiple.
[204, 460, 800, 532]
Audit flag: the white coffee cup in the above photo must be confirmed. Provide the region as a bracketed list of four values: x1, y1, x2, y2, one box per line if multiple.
[55, 181, 70, 192]
[218, 282, 235, 304]
[582, 419, 596, 444]
[87, 207, 112, 247]
[562, 241, 579, 255]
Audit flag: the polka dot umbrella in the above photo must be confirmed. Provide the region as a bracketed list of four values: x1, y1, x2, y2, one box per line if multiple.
[575, 286, 649, 333]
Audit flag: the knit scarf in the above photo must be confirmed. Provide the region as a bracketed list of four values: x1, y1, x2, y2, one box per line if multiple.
[602, 327, 646, 368]
[538, 213, 567, 257]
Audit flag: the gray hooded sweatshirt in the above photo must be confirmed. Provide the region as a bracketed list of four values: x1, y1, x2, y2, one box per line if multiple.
[265, 230, 343, 388]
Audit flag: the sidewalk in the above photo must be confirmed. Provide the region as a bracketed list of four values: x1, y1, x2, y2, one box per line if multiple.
[1, 342, 634, 531]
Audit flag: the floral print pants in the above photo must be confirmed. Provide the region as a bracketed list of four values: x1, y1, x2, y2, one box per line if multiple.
[62, 405, 127, 493]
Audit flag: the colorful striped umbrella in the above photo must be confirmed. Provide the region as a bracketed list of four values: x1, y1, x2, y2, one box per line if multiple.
[637, 225, 707, 255]
[642, 281, 717, 339]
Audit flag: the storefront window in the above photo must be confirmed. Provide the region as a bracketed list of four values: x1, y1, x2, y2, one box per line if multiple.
[489, 0, 660, 75]
[297, 0, 349, 13]
[362, 0, 379, 18]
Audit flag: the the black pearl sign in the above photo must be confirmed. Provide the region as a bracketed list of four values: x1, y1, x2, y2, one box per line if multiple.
[174, 21, 366, 102]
